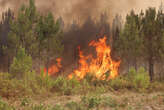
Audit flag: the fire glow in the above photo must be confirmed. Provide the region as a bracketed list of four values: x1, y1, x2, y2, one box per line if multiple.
[44, 36, 121, 80]
[44, 58, 62, 76]
[68, 36, 121, 80]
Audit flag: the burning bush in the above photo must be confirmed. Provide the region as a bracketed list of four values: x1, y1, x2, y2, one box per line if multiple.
[45, 36, 121, 81]
[68, 36, 121, 80]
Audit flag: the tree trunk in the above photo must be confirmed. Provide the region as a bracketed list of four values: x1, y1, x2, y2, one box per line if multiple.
[46, 57, 49, 76]
[134, 58, 137, 71]
[39, 43, 41, 68]
[148, 57, 154, 81]
[46, 38, 50, 76]
[7, 56, 10, 72]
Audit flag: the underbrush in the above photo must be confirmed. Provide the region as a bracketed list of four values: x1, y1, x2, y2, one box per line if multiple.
[1, 47, 163, 99]
[0, 66, 163, 99]
[0, 94, 121, 110]
[109, 67, 151, 92]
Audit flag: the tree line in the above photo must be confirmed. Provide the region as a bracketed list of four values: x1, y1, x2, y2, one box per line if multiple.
[0, 0, 163, 81]
[113, 8, 164, 81]
[0, 0, 64, 73]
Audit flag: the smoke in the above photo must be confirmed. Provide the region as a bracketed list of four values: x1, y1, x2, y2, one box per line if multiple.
[0, 0, 162, 24]
[0, 0, 162, 73]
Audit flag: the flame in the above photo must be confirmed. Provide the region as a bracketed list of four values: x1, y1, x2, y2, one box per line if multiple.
[44, 58, 62, 76]
[68, 36, 121, 80]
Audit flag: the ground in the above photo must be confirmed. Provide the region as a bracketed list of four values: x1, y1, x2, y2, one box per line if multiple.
[2, 90, 164, 110]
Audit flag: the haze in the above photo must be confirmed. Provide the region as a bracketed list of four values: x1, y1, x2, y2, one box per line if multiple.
[0, 0, 162, 24]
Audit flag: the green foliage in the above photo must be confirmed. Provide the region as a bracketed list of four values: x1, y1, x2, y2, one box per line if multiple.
[0, 72, 29, 98]
[113, 10, 143, 71]
[109, 77, 131, 90]
[80, 95, 102, 109]
[87, 97, 101, 109]
[10, 47, 32, 78]
[127, 67, 150, 90]
[132, 68, 150, 89]
[127, 67, 136, 79]
[51, 76, 81, 95]
[109, 67, 150, 91]
[8, 0, 63, 60]
[119, 11, 143, 57]
[37, 69, 54, 90]
[113, 8, 164, 81]
[35, 12, 63, 69]
[8, 0, 38, 56]
[20, 97, 31, 107]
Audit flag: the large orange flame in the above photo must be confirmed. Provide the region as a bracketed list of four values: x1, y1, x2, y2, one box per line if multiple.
[44, 58, 62, 76]
[68, 36, 121, 80]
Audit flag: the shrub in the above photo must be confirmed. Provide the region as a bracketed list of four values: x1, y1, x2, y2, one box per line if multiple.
[37, 70, 55, 91]
[20, 97, 31, 107]
[133, 68, 150, 90]
[88, 96, 101, 109]
[80, 95, 102, 109]
[128, 67, 150, 90]
[109, 67, 150, 91]
[0, 73, 25, 98]
[109, 77, 131, 90]
[126, 67, 137, 80]
[0, 72, 38, 98]
[10, 47, 32, 79]
[50, 76, 67, 93]
[51, 76, 81, 95]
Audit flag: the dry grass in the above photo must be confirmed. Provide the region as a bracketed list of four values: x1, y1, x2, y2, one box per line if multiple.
[1, 91, 164, 110]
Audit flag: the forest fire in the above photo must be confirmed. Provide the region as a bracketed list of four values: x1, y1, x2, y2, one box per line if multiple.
[44, 36, 121, 80]
[68, 36, 121, 80]
[44, 58, 62, 76]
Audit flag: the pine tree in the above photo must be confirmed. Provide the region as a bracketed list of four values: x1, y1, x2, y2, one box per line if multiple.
[0, 9, 14, 71]
[35, 12, 63, 72]
[140, 8, 164, 81]
[8, 0, 38, 57]
[114, 11, 143, 70]
[10, 47, 32, 78]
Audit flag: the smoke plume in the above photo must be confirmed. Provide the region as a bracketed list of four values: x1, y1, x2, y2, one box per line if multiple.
[0, 0, 162, 24]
